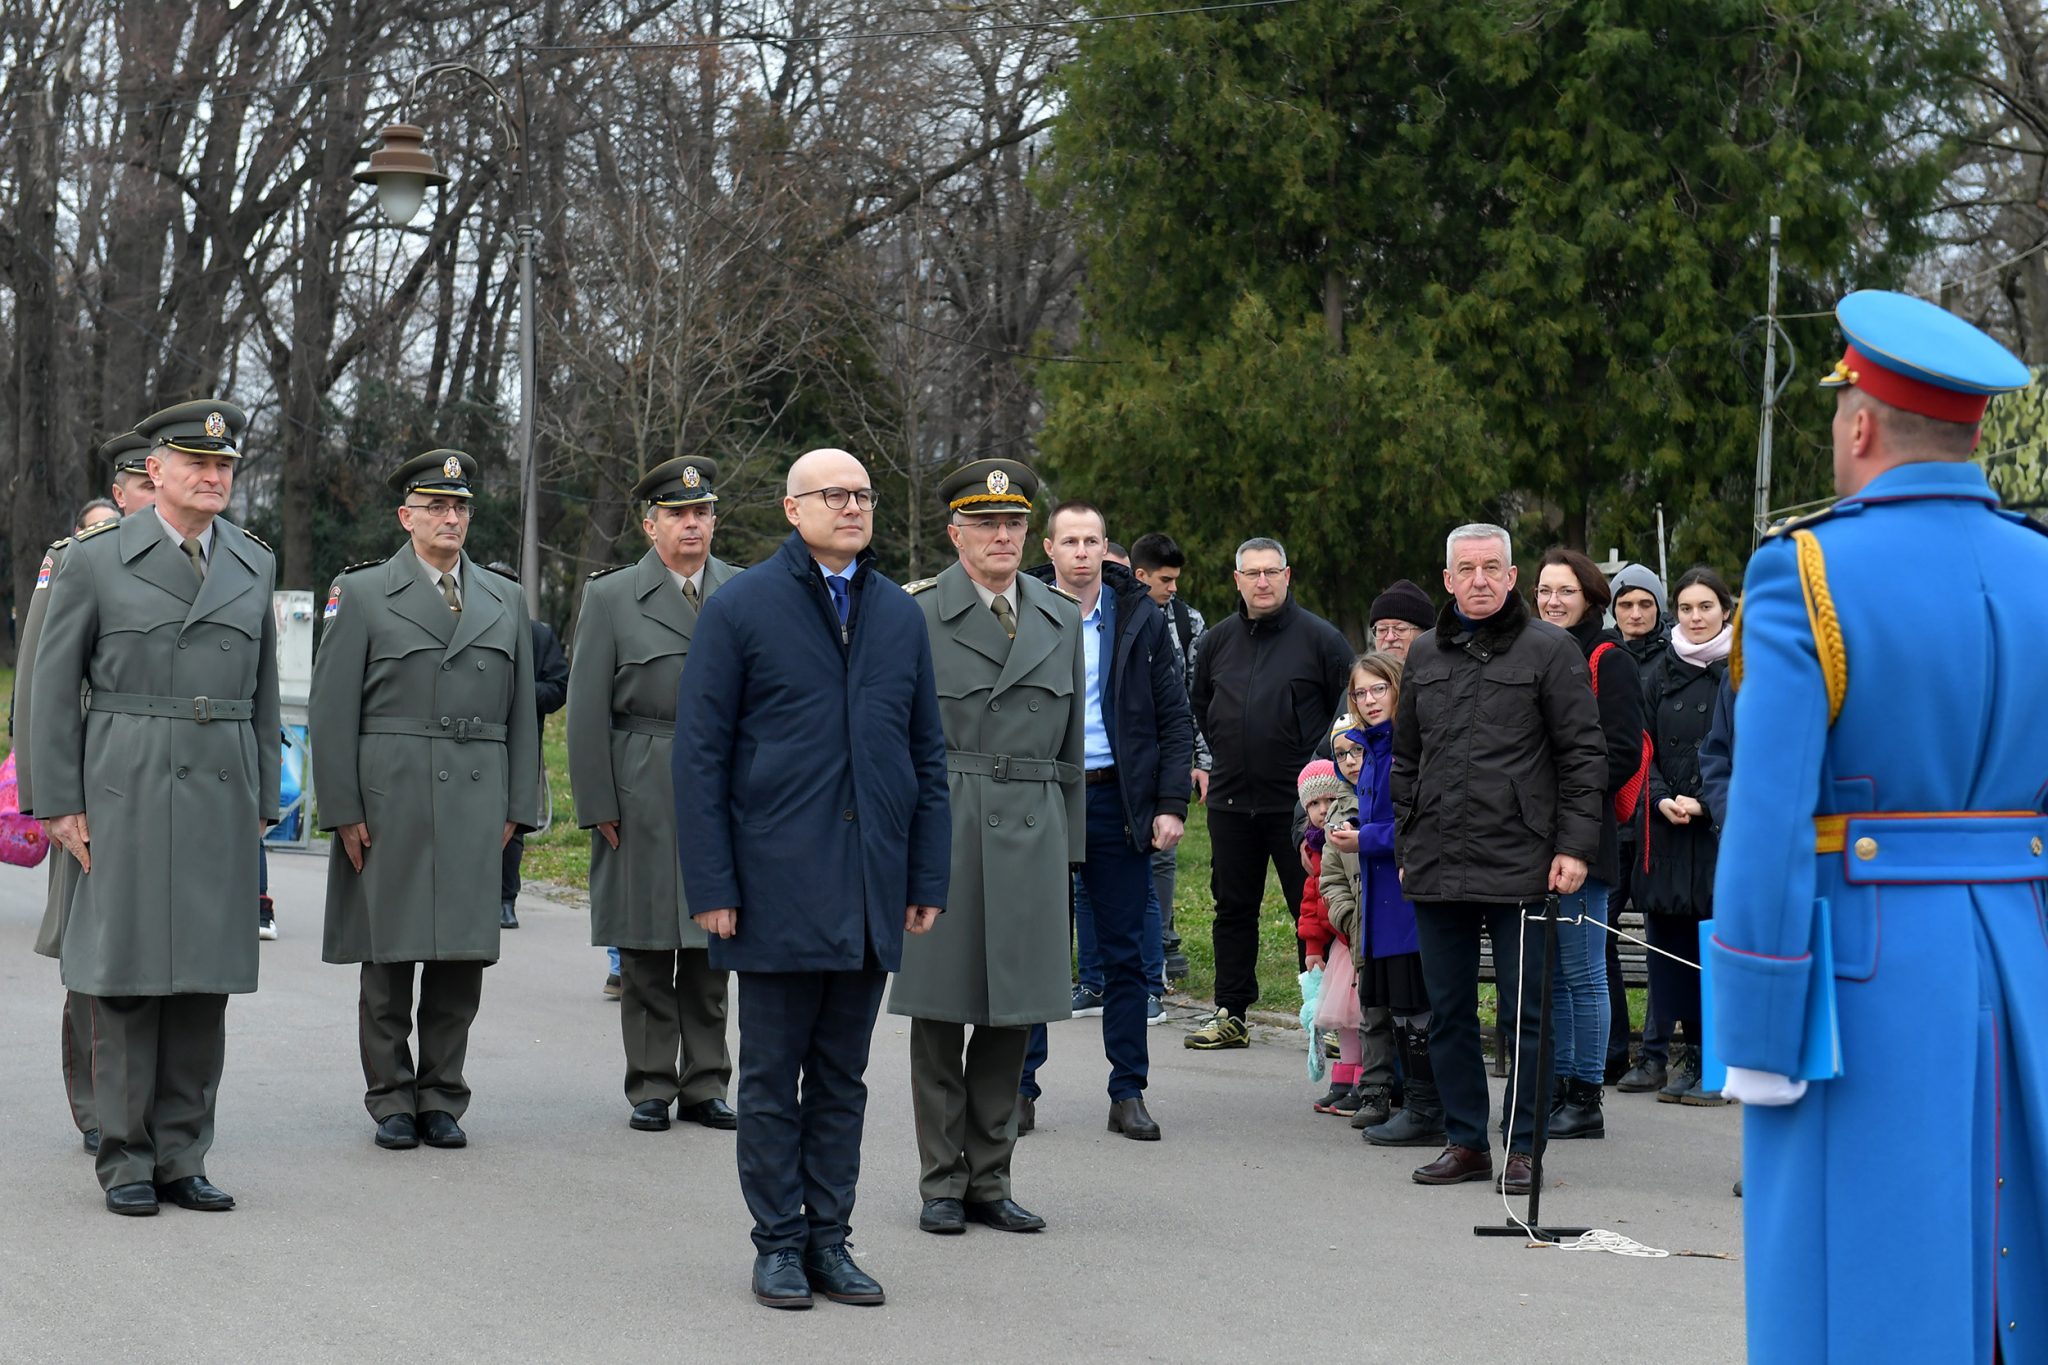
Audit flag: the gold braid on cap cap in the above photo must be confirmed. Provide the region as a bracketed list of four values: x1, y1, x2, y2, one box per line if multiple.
[949, 492, 1030, 511]
[160, 439, 237, 456]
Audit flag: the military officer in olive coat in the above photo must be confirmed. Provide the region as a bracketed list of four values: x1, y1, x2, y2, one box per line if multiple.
[311, 450, 542, 1153]
[18, 431, 160, 1158]
[887, 459, 1085, 1236]
[32, 401, 281, 1216]
[568, 455, 740, 1133]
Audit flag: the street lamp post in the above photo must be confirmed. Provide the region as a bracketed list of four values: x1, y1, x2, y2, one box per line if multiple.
[357, 65, 543, 619]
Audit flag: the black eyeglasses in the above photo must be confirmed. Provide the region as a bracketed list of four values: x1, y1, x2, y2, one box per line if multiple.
[792, 487, 878, 512]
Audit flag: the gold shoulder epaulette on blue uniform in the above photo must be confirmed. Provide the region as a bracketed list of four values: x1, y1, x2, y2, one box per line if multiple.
[587, 563, 631, 581]
[903, 577, 938, 595]
[1732, 504, 1849, 725]
[74, 519, 119, 542]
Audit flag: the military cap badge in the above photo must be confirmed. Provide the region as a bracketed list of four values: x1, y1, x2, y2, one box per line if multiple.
[442, 455, 463, 479]
[683, 466, 701, 487]
[986, 469, 1010, 496]
[204, 411, 227, 438]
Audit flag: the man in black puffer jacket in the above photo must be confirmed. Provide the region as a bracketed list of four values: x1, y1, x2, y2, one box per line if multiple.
[1391, 524, 1606, 1193]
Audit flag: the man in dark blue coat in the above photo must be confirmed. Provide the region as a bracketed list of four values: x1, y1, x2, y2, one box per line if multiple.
[672, 447, 950, 1311]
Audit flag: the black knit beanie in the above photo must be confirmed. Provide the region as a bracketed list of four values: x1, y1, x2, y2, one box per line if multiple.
[1368, 579, 1435, 630]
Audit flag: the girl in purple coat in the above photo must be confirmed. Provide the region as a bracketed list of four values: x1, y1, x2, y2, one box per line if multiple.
[1337, 653, 1442, 1148]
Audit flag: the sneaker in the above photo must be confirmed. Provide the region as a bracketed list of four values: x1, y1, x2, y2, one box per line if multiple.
[1183, 1008, 1249, 1050]
[258, 896, 278, 941]
[1312, 1083, 1351, 1113]
[1070, 985, 1105, 1018]
[1146, 994, 1166, 1026]
[603, 973, 622, 1000]
[1328, 1087, 1367, 1118]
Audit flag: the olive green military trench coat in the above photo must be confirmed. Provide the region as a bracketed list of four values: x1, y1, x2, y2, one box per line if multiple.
[887, 563, 1085, 1028]
[312, 549, 542, 965]
[567, 549, 740, 950]
[29, 513, 282, 997]
[14, 533, 82, 959]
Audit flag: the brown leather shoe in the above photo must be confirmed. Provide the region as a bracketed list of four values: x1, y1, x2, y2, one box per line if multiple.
[1411, 1144, 1492, 1185]
[1497, 1152, 1533, 1195]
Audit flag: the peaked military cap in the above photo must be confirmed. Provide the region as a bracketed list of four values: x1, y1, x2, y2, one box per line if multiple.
[388, 449, 477, 499]
[939, 457, 1037, 516]
[633, 456, 719, 507]
[1820, 290, 2033, 425]
[100, 430, 152, 475]
[137, 399, 248, 458]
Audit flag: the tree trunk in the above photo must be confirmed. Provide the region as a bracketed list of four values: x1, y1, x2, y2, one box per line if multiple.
[13, 83, 70, 660]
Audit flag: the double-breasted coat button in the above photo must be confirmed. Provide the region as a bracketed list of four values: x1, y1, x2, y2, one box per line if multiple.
[1025, 815, 1036, 826]
[221, 640, 232, 650]
[471, 771, 481, 780]
[176, 766, 188, 779]
[476, 660, 486, 670]
[989, 700, 1000, 712]
[1029, 700, 1040, 711]
[441, 662, 451, 671]
[178, 639, 188, 649]
[988, 815, 1000, 826]
[218, 770, 229, 780]
[438, 771, 449, 781]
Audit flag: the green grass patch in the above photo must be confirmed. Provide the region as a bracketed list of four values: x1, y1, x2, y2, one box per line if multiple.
[519, 709, 593, 889]
[1168, 808, 1305, 1014]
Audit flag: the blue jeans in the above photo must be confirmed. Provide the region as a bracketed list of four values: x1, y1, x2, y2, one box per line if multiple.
[1076, 870, 1165, 997]
[1550, 879, 1611, 1085]
[1021, 785, 1154, 1102]
[608, 946, 621, 975]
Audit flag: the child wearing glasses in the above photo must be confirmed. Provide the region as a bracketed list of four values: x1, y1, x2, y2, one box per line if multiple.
[1326, 653, 1444, 1148]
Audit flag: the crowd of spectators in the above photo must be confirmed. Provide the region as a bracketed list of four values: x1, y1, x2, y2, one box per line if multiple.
[1075, 521, 1742, 1194]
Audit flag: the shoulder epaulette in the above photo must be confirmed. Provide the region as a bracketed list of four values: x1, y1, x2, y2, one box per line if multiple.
[48, 536, 71, 551]
[74, 520, 119, 541]
[587, 563, 631, 581]
[240, 528, 272, 553]
[1762, 503, 1850, 539]
[1047, 583, 1080, 604]
[903, 577, 938, 595]
[337, 560, 384, 577]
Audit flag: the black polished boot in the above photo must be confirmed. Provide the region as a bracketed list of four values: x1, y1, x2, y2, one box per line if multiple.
[1548, 1077, 1606, 1139]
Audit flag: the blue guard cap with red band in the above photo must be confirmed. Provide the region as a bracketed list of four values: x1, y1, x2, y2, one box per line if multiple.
[1819, 289, 2032, 424]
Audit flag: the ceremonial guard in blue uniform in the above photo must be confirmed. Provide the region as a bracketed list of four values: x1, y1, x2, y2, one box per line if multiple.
[1712, 290, 2048, 1363]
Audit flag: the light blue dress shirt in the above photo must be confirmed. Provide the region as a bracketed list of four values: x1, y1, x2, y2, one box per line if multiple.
[1081, 588, 1114, 769]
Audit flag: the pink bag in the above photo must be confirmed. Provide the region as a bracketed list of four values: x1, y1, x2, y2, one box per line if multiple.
[0, 752, 50, 868]
[1312, 941, 1362, 1031]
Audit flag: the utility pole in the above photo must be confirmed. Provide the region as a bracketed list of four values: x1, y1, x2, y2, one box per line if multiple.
[1752, 215, 1782, 549]
[517, 216, 540, 617]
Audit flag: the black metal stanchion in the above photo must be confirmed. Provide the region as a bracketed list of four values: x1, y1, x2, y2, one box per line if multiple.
[1477, 893, 1588, 1242]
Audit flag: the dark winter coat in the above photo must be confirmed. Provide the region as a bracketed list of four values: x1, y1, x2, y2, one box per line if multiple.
[1637, 646, 1726, 918]
[670, 531, 951, 974]
[1562, 614, 1647, 888]
[1025, 561, 1194, 844]
[1390, 590, 1606, 904]
[1188, 593, 1352, 816]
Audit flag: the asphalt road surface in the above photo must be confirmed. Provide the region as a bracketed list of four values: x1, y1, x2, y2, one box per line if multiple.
[0, 849, 1746, 1363]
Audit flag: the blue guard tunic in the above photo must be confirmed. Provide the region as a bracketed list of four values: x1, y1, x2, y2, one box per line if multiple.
[1712, 291, 2048, 1364]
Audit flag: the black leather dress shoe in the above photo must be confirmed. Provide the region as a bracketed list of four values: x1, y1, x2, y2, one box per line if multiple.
[919, 1198, 966, 1234]
[803, 1244, 884, 1305]
[678, 1098, 738, 1130]
[964, 1197, 1045, 1232]
[500, 900, 519, 928]
[1107, 1096, 1160, 1140]
[374, 1114, 419, 1150]
[630, 1099, 672, 1132]
[156, 1175, 235, 1211]
[1015, 1095, 1035, 1135]
[751, 1250, 813, 1309]
[82, 1128, 100, 1156]
[417, 1111, 467, 1148]
[105, 1182, 158, 1217]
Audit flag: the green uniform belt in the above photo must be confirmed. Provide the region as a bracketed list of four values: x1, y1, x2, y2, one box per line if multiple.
[88, 690, 254, 724]
[610, 713, 675, 738]
[360, 716, 508, 743]
[946, 750, 1081, 783]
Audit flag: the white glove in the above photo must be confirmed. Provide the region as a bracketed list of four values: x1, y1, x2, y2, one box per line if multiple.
[1722, 1065, 1807, 1106]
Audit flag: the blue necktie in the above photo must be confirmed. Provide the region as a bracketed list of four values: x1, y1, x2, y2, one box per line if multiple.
[828, 575, 850, 625]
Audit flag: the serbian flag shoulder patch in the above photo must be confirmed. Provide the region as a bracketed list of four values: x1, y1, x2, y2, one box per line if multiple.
[35, 555, 53, 590]
[324, 588, 341, 620]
